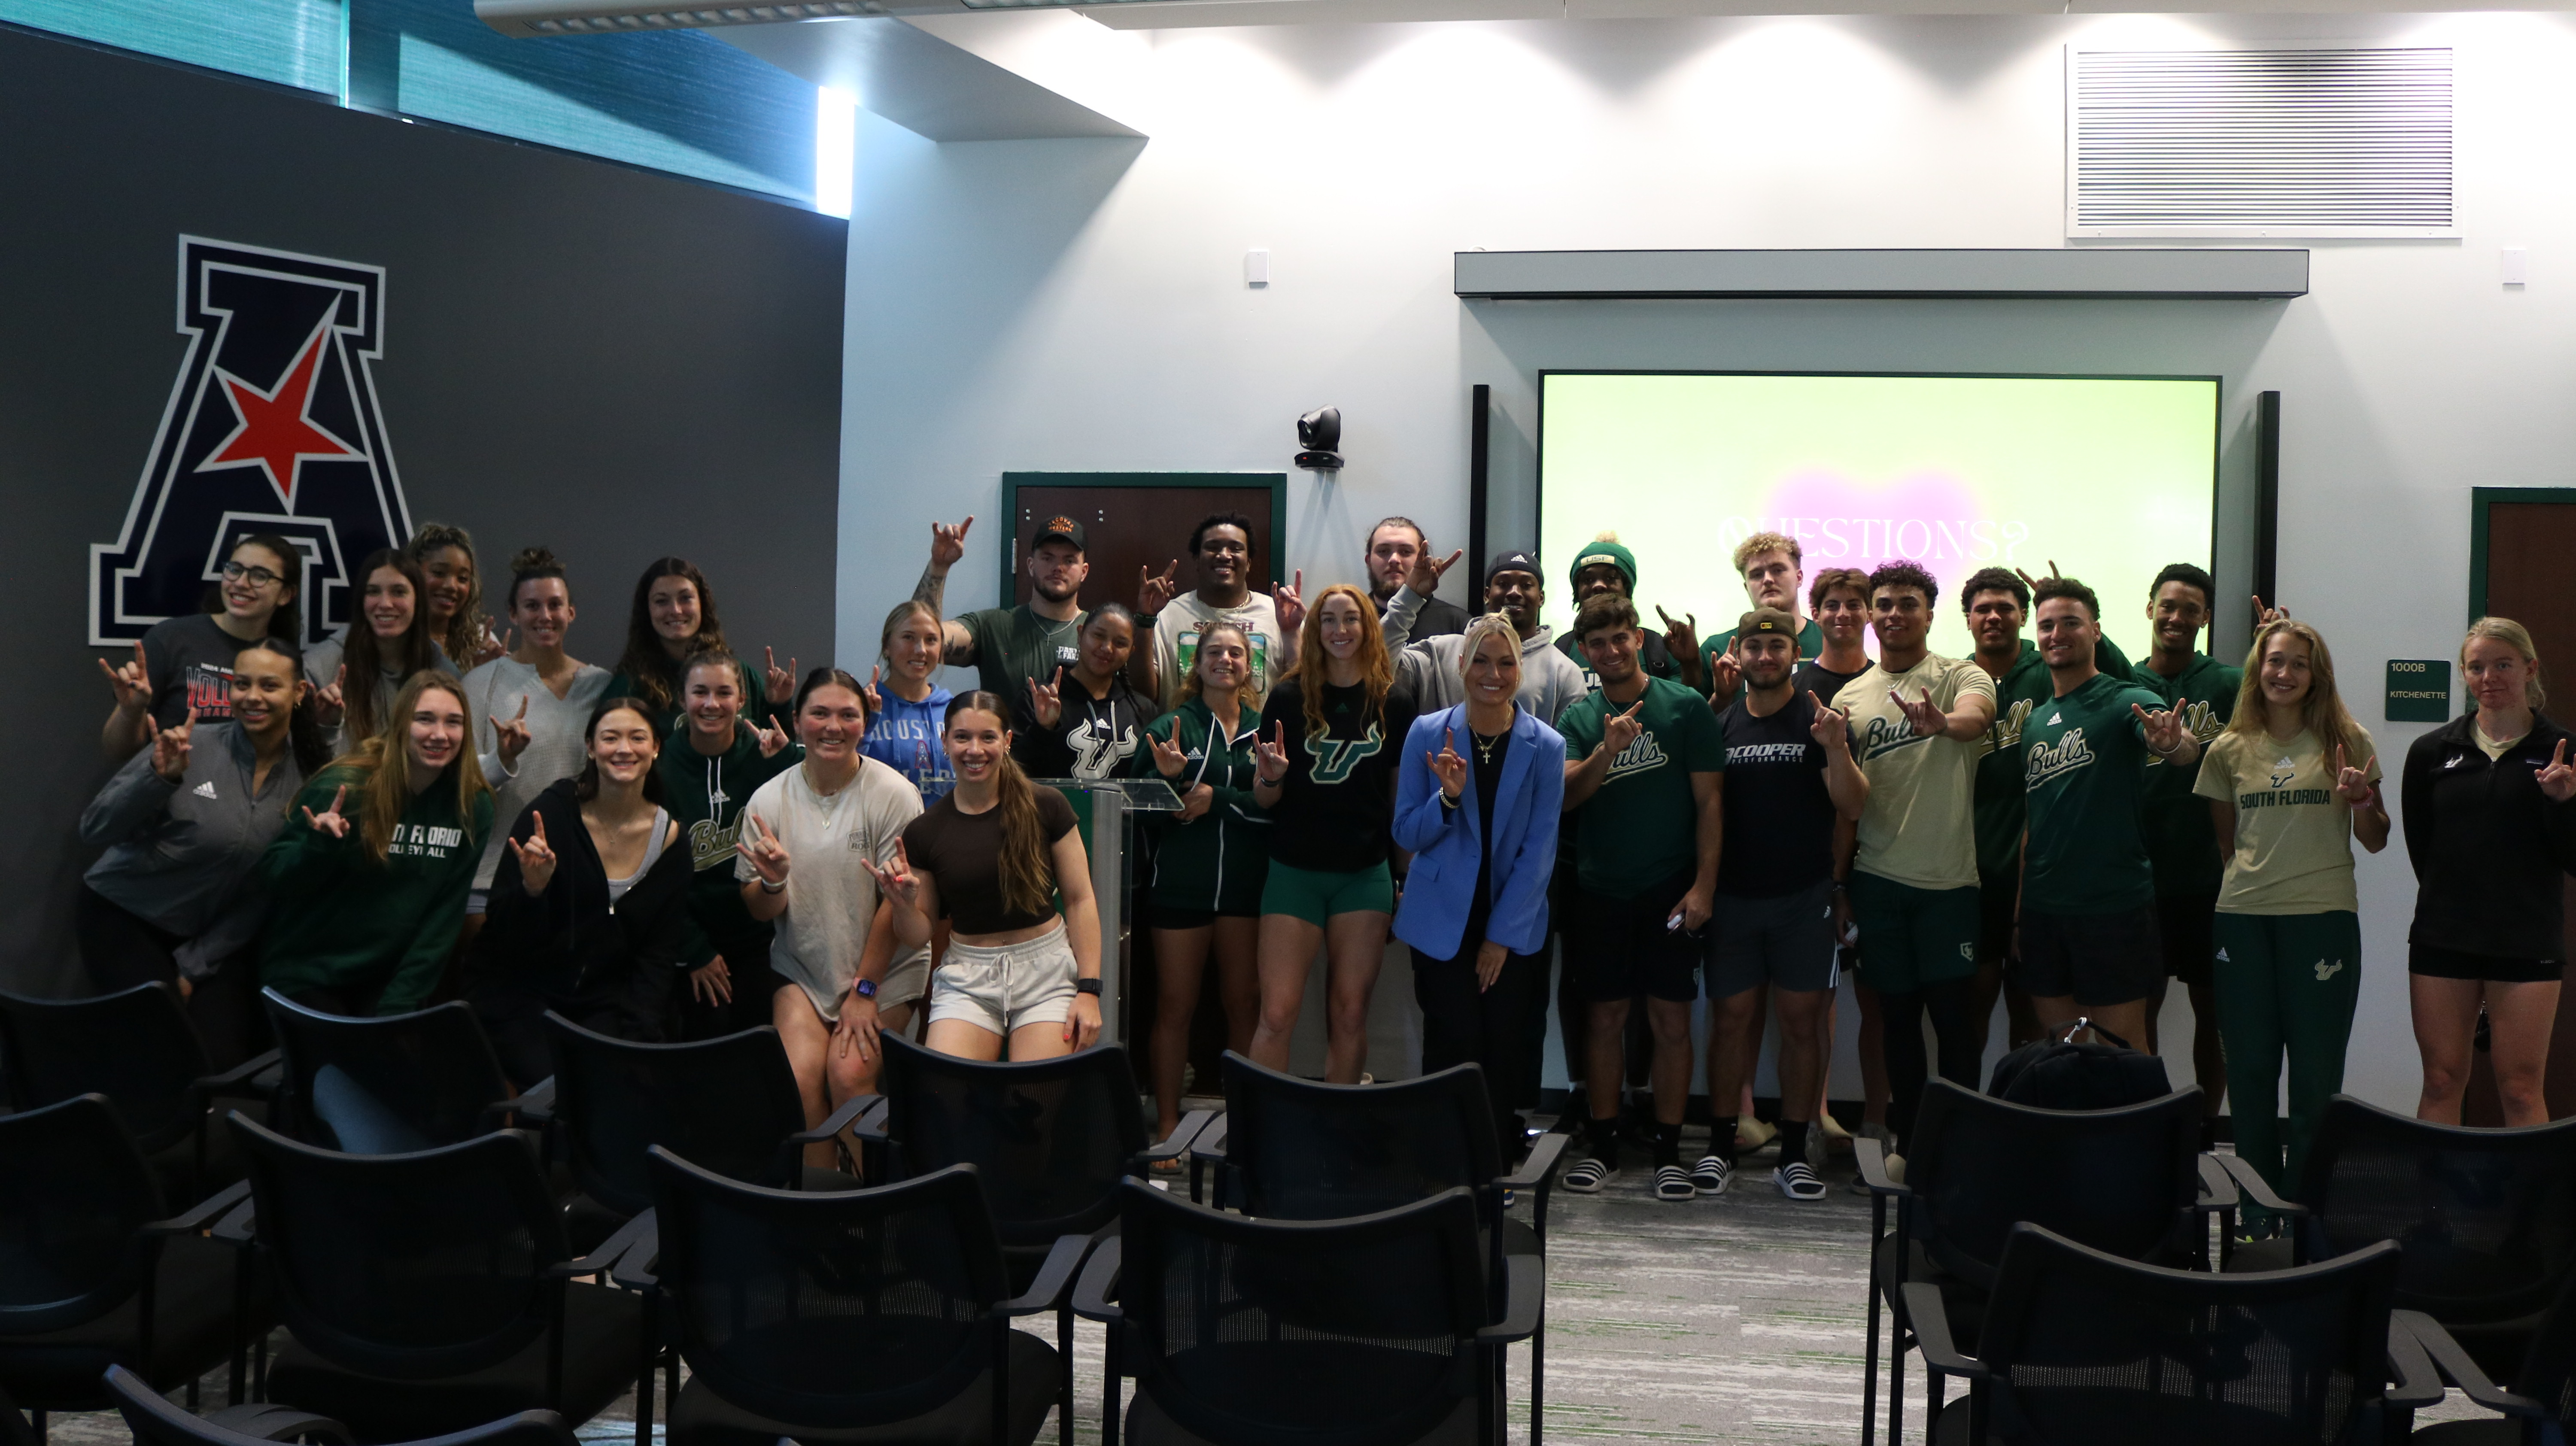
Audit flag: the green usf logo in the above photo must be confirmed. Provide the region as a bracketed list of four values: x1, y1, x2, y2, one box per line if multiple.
[1306, 723, 1385, 785]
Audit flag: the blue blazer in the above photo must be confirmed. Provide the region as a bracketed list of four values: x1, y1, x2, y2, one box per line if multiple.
[1391, 704, 1564, 960]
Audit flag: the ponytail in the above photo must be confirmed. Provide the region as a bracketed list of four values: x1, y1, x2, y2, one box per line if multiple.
[947, 692, 1051, 919]
[235, 637, 333, 779]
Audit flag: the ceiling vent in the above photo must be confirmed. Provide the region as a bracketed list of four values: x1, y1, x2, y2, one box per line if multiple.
[2067, 47, 2454, 239]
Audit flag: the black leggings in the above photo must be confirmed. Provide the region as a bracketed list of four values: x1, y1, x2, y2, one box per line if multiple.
[1413, 938, 1547, 1162]
[1883, 977, 1980, 1149]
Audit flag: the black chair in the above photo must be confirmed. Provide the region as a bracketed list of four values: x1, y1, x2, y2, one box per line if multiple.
[1072, 1179, 1542, 1446]
[2402, 1274, 2576, 1444]
[1859, 1082, 2228, 1446]
[106, 1364, 579, 1446]
[0, 983, 275, 1202]
[1910, 1221, 2444, 1446]
[261, 989, 538, 1154]
[616, 1149, 1075, 1446]
[864, 1035, 1205, 1446]
[222, 1113, 645, 1440]
[1201, 1052, 1566, 1443]
[539, 1014, 873, 1239]
[2218, 1096, 2576, 1385]
[0, 1095, 257, 1440]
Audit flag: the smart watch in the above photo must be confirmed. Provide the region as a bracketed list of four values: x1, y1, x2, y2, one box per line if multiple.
[1074, 978, 1103, 996]
[851, 978, 878, 1000]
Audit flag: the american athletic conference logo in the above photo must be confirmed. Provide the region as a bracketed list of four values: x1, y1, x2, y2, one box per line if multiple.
[89, 237, 412, 647]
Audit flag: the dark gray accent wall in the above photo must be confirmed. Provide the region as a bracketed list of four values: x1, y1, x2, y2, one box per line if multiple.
[0, 24, 844, 995]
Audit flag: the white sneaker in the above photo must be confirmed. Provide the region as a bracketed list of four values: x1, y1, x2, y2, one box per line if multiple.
[1774, 1161, 1827, 1200]
[1689, 1154, 1732, 1195]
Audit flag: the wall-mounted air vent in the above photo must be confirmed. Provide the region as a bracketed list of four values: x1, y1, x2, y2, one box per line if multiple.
[2068, 47, 2454, 239]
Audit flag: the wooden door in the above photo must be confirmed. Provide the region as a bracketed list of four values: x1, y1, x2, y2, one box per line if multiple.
[2467, 494, 2576, 1123]
[1000, 475, 1286, 613]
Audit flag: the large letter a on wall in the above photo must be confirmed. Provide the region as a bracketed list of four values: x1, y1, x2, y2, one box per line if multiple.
[89, 237, 412, 647]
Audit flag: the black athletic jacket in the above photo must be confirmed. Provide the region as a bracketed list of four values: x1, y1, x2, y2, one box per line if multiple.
[2401, 711, 2576, 960]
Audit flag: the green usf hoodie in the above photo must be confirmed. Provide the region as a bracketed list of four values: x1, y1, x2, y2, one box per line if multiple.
[2129, 648, 2240, 898]
[257, 763, 494, 1015]
[1971, 635, 2134, 878]
[1132, 699, 1270, 916]
[657, 718, 804, 967]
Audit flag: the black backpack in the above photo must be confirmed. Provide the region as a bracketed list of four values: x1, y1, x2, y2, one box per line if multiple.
[1987, 1019, 2171, 1111]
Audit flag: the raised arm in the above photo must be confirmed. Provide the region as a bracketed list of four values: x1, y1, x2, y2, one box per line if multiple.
[917, 517, 979, 665]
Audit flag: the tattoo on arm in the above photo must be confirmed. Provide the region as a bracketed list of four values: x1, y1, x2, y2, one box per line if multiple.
[913, 564, 946, 613]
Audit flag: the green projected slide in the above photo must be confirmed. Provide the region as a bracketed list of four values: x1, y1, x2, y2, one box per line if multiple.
[1537, 373, 2219, 661]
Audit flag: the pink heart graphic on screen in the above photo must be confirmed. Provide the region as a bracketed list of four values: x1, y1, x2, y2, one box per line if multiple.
[1746, 469, 2029, 590]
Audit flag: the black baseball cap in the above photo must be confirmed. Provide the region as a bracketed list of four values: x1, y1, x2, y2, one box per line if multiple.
[1032, 515, 1087, 552]
[1487, 549, 1542, 581]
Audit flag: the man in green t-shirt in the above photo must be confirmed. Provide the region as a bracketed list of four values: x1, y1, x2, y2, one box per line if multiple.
[1555, 594, 1725, 1203]
[2129, 562, 2239, 1135]
[1703, 531, 1827, 709]
[2017, 575, 2200, 1053]
[1554, 533, 1699, 692]
[911, 515, 1157, 705]
[1838, 562, 1996, 1159]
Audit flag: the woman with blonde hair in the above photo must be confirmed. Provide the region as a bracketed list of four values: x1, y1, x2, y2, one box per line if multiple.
[258, 671, 494, 1017]
[2400, 617, 2576, 1126]
[2193, 619, 2388, 1214]
[1248, 583, 1421, 1082]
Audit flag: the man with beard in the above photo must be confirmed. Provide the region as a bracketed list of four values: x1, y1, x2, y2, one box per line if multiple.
[1362, 516, 1467, 641]
[1382, 548, 1587, 721]
[1704, 532, 1828, 709]
[1555, 534, 1700, 692]
[914, 516, 1153, 702]
[1707, 609, 1866, 1200]
[2017, 575, 2199, 1054]
[1145, 512, 1306, 708]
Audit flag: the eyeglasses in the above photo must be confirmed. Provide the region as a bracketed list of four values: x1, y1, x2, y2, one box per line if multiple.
[221, 560, 283, 588]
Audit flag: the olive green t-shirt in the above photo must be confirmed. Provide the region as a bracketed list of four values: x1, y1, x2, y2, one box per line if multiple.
[2020, 671, 2168, 915]
[2193, 726, 2382, 915]
[2131, 650, 2241, 898]
[1844, 653, 1996, 892]
[1557, 674, 1727, 899]
[960, 605, 1086, 703]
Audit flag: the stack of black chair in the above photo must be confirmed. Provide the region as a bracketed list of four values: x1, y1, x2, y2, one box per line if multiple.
[0, 983, 276, 1204]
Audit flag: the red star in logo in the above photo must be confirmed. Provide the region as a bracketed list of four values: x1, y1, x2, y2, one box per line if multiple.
[197, 319, 362, 505]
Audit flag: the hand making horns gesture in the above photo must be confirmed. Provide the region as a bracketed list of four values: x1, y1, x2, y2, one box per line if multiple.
[2133, 702, 2188, 756]
[1807, 690, 1852, 753]
[2252, 594, 2292, 626]
[99, 641, 150, 711]
[302, 784, 352, 840]
[859, 838, 922, 911]
[1028, 667, 1065, 729]
[1428, 726, 1467, 802]
[1272, 569, 1307, 634]
[151, 716, 194, 783]
[2014, 559, 2067, 595]
[2332, 743, 2377, 806]
[1147, 727, 1190, 781]
[752, 714, 792, 759]
[929, 516, 973, 569]
[1406, 548, 1465, 598]
[1656, 605, 1700, 664]
[1602, 698, 1645, 756]
[508, 812, 558, 894]
[1254, 720, 1291, 785]
[1138, 559, 1180, 615]
[1894, 685, 1948, 738]
[736, 812, 790, 887]
[313, 665, 348, 726]
[490, 695, 532, 770]
[764, 647, 799, 705]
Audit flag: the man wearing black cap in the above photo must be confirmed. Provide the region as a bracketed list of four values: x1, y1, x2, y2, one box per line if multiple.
[1555, 532, 1700, 693]
[1382, 547, 1586, 722]
[1363, 517, 1468, 641]
[912, 514, 1118, 701]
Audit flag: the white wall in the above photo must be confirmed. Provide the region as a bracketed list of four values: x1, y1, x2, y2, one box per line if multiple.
[840, 9, 2576, 1112]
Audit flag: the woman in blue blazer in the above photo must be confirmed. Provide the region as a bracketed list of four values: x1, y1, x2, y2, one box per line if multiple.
[1393, 614, 1565, 1160]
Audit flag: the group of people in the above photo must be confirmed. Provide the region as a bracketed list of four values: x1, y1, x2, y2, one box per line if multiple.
[75, 507, 2573, 1211]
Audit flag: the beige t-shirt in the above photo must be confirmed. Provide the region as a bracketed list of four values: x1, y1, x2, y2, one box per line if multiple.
[2476, 725, 2526, 762]
[2193, 726, 2382, 915]
[1844, 653, 1997, 891]
[735, 756, 927, 1019]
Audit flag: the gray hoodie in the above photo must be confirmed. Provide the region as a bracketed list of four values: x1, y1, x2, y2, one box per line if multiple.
[1380, 585, 1587, 726]
[81, 720, 306, 977]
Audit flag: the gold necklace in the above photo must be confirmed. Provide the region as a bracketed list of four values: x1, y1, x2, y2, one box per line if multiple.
[1473, 728, 1505, 765]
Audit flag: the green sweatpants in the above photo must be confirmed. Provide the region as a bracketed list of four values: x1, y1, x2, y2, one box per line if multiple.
[2212, 910, 2362, 1213]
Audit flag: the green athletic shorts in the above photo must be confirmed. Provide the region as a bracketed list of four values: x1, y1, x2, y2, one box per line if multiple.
[1260, 860, 1396, 925]
[1850, 871, 1981, 995]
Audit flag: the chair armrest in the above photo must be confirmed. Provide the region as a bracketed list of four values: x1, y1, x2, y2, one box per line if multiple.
[2211, 1154, 2305, 1216]
[606, 1215, 663, 1293]
[554, 1208, 657, 1282]
[1142, 1109, 1217, 1165]
[791, 1092, 878, 1148]
[145, 1179, 254, 1237]
[210, 1196, 258, 1246]
[510, 1072, 556, 1129]
[201, 1403, 355, 1442]
[1188, 1115, 1228, 1166]
[1002, 1225, 1109, 1316]
[1071, 1236, 1124, 1324]
[1902, 1282, 1987, 1379]
[1500, 1130, 1569, 1192]
[1475, 1251, 1545, 1346]
[1854, 1137, 1909, 1198]
[195, 1048, 284, 1101]
[2382, 1312, 2448, 1413]
[2193, 1154, 2239, 1212]
[851, 1094, 890, 1143]
[2397, 1310, 2548, 1418]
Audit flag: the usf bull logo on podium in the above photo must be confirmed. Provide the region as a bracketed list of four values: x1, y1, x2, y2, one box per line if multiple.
[90, 237, 412, 647]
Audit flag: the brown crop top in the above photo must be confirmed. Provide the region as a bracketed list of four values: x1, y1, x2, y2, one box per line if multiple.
[899, 786, 1079, 935]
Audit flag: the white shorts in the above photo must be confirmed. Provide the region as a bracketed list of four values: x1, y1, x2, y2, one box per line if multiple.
[927, 921, 1078, 1038]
